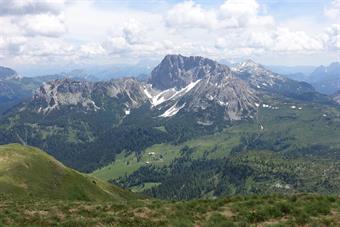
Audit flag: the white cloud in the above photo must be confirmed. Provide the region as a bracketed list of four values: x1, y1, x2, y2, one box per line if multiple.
[323, 24, 340, 50]
[122, 19, 146, 44]
[325, 0, 340, 21]
[0, 0, 65, 16]
[79, 43, 106, 57]
[166, 1, 218, 29]
[24, 38, 74, 57]
[0, 0, 338, 67]
[0, 35, 26, 56]
[17, 14, 66, 37]
[218, 0, 274, 29]
[271, 28, 324, 52]
[102, 37, 132, 55]
[166, 0, 274, 30]
[215, 26, 325, 59]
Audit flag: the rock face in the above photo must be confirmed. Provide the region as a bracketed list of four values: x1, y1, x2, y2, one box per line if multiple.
[33, 78, 149, 114]
[149, 54, 231, 90]
[185, 75, 259, 121]
[145, 55, 260, 120]
[97, 78, 148, 107]
[34, 79, 97, 114]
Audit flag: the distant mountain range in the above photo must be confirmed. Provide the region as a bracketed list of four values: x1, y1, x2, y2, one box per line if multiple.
[269, 62, 340, 95]
[308, 62, 340, 95]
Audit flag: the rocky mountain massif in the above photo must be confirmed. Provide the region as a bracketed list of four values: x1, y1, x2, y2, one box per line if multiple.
[1, 55, 340, 199]
[309, 62, 340, 95]
[26, 55, 319, 121]
[0, 66, 68, 114]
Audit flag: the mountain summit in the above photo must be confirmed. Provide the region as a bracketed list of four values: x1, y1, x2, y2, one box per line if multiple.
[149, 54, 231, 90]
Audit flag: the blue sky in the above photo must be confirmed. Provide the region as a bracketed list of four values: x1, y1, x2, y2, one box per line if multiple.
[0, 0, 339, 72]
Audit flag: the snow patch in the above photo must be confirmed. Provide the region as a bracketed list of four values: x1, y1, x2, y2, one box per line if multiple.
[217, 100, 228, 106]
[274, 183, 291, 189]
[159, 102, 186, 118]
[197, 120, 214, 126]
[143, 88, 153, 99]
[146, 80, 201, 107]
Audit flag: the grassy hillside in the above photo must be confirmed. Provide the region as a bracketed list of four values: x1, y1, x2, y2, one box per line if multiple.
[0, 144, 136, 202]
[0, 194, 339, 226]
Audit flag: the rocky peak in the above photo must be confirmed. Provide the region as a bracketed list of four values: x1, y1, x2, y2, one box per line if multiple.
[97, 77, 149, 108]
[231, 60, 316, 97]
[184, 74, 259, 121]
[233, 59, 269, 74]
[149, 54, 231, 90]
[34, 79, 96, 114]
[33, 77, 149, 114]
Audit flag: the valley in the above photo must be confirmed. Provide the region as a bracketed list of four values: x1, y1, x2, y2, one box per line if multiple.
[93, 98, 340, 199]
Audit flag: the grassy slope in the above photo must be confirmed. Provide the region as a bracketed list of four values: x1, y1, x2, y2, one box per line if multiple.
[0, 194, 339, 226]
[92, 98, 340, 193]
[0, 144, 136, 202]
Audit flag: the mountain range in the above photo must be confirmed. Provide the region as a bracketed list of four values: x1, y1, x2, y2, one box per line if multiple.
[308, 62, 340, 94]
[269, 62, 340, 95]
[0, 54, 340, 200]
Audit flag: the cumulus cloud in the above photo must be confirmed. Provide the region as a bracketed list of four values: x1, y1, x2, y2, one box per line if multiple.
[166, 0, 274, 30]
[122, 19, 146, 44]
[17, 14, 66, 37]
[0, 0, 65, 16]
[79, 43, 106, 57]
[0, 35, 26, 57]
[0, 0, 338, 66]
[215, 26, 325, 59]
[272, 28, 324, 52]
[166, 1, 218, 29]
[322, 24, 340, 50]
[325, 0, 340, 21]
[218, 0, 274, 28]
[103, 37, 131, 55]
[24, 38, 74, 58]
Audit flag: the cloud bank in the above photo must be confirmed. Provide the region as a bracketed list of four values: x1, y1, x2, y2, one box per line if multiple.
[0, 0, 339, 67]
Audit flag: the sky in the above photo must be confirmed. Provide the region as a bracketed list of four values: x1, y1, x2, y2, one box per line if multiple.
[0, 0, 339, 72]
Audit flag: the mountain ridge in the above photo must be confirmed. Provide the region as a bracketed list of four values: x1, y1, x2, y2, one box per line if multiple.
[0, 143, 136, 201]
